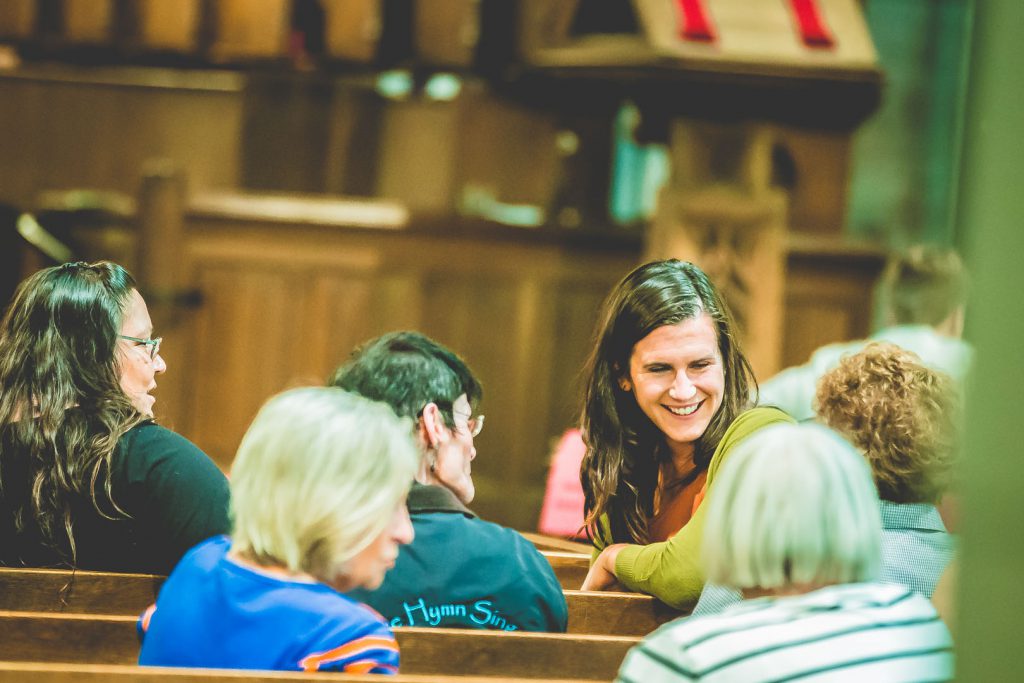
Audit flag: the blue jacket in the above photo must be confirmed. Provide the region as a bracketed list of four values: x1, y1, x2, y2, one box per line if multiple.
[349, 483, 568, 632]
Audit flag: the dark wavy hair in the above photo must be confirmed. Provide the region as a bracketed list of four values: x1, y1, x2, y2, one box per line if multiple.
[0, 261, 146, 563]
[329, 331, 482, 431]
[580, 259, 757, 546]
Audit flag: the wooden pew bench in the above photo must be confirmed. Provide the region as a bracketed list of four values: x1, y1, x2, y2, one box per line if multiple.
[0, 661, 608, 683]
[521, 533, 591, 555]
[541, 551, 589, 590]
[0, 568, 682, 637]
[0, 611, 637, 681]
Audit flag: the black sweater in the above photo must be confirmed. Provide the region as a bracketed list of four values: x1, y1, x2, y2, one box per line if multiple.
[1, 418, 230, 574]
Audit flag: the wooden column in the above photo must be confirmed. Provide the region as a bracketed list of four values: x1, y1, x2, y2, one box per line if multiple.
[646, 120, 787, 380]
[135, 161, 195, 435]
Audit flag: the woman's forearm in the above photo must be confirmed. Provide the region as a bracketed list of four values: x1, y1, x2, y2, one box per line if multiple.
[581, 543, 627, 591]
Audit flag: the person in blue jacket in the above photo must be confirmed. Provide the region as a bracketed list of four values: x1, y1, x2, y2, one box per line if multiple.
[333, 331, 569, 633]
[138, 388, 418, 673]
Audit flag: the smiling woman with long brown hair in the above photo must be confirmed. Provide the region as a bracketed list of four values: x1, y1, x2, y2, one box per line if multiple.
[0, 261, 229, 573]
[579, 259, 793, 609]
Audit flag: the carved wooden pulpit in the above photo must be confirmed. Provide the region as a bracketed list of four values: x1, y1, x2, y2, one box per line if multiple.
[519, 0, 881, 379]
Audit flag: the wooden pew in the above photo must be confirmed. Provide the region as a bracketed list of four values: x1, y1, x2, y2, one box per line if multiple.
[0, 610, 637, 680]
[0, 661, 607, 683]
[522, 532, 592, 554]
[542, 550, 589, 590]
[0, 568, 161, 615]
[0, 568, 680, 637]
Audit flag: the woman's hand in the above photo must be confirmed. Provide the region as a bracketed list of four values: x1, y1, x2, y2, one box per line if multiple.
[581, 544, 627, 591]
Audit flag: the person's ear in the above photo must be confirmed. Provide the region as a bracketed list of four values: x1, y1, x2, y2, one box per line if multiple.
[613, 363, 632, 392]
[420, 402, 448, 447]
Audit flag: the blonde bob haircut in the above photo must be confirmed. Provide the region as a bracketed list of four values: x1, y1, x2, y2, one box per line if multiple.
[702, 423, 881, 591]
[230, 387, 418, 583]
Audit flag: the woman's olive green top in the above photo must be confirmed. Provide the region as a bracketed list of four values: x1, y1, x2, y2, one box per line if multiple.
[592, 406, 795, 610]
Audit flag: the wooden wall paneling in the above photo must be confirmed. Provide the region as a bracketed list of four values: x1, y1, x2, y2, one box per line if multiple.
[0, 1, 37, 40]
[0, 73, 243, 208]
[62, 0, 117, 45]
[414, 0, 479, 68]
[179, 217, 394, 465]
[506, 273, 559, 523]
[134, 86, 244, 193]
[322, 88, 381, 196]
[0, 80, 39, 204]
[416, 268, 530, 526]
[454, 89, 562, 211]
[304, 271, 383, 381]
[545, 278, 622, 435]
[774, 127, 852, 235]
[211, 0, 290, 61]
[183, 265, 317, 467]
[241, 74, 335, 193]
[375, 97, 464, 212]
[32, 80, 123, 194]
[135, 0, 203, 53]
[780, 249, 883, 370]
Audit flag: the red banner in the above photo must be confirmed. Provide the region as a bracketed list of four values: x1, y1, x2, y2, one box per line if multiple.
[675, 0, 716, 42]
[789, 0, 835, 48]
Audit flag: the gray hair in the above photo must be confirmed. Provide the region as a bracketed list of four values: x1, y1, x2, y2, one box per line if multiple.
[702, 423, 881, 590]
[230, 387, 418, 583]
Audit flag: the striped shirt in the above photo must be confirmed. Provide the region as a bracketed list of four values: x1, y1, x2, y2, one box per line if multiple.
[617, 582, 953, 682]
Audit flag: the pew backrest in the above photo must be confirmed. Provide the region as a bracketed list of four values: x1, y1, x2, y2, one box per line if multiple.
[0, 661, 607, 683]
[0, 568, 162, 614]
[0, 568, 681, 636]
[521, 532, 592, 554]
[541, 551, 588, 590]
[0, 610, 638, 680]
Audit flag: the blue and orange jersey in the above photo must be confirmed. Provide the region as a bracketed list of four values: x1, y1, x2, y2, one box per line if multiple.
[137, 536, 400, 674]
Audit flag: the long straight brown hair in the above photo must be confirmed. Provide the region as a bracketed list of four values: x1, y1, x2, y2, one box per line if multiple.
[580, 260, 756, 546]
[0, 261, 145, 565]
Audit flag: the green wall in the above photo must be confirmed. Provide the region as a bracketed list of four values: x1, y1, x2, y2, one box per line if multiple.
[955, 0, 1024, 678]
[847, 0, 971, 247]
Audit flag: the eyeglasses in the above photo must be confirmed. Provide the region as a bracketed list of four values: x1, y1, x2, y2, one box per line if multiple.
[455, 413, 485, 438]
[119, 334, 163, 361]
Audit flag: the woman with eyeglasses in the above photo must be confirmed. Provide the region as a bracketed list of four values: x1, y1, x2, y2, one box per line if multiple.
[0, 261, 230, 574]
[579, 259, 794, 610]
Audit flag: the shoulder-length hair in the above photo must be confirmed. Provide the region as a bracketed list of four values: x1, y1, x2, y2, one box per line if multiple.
[702, 423, 882, 590]
[580, 259, 756, 546]
[230, 387, 418, 583]
[0, 261, 145, 563]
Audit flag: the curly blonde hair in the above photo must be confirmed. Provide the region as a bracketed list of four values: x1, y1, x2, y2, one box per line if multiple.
[815, 343, 959, 504]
